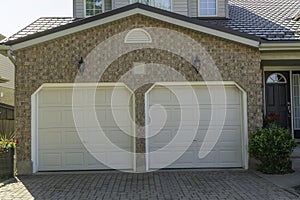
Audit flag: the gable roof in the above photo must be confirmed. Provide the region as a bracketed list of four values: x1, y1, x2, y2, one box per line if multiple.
[1, 1, 300, 50]
[0, 3, 261, 50]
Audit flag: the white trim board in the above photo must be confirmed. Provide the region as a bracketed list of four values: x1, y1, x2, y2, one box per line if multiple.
[10, 8, 259, 51]
[260, 43, 300, 51]
[264, 67, 300, 71]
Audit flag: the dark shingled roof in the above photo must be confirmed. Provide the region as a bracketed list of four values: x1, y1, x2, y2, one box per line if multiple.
[1, 17, 75, 43]
[1, 0, 300, 43]
[203, 0, 300, 40]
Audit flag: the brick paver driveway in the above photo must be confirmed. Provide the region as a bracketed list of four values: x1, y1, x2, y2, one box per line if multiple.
[0, 170, 299, 200]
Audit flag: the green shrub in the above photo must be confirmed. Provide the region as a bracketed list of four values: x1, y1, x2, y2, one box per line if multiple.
[249, 124, 297, 174]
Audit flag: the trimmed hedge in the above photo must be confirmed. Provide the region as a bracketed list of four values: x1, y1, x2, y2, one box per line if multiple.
[249, 124, 297, 174]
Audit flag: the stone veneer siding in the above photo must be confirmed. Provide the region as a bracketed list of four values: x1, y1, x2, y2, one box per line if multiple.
[14, 14, 262, 174]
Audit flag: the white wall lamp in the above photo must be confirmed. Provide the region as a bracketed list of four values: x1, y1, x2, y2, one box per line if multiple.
[193, 56, 201, 73]
[78, 57, 85, 73]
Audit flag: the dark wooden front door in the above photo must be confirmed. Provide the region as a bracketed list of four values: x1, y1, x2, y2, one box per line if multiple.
[265, 71, 290, 128]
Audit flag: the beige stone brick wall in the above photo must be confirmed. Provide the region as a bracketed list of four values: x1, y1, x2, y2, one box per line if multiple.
[14, 15, 263, 174]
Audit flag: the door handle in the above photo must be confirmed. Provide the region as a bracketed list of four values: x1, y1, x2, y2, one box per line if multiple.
[288, 102, 291, 114]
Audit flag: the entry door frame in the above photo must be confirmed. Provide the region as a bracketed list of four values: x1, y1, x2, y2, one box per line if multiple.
[31, 82, 137, 173]
[264, 71, 290, 128]
[264, 67, 300, 139]
[144, 81, 249, 171]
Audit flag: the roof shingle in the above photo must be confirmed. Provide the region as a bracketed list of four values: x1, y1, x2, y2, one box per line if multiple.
[0, 17, 75, 43]
[1, 0, 300, 43]
[203, 0, 300, 40]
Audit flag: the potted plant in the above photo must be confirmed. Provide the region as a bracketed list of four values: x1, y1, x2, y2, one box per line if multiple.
[0, 134, 17, 179]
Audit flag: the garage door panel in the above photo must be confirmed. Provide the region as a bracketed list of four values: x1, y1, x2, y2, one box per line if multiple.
[152, 107, 240, 127]
[94, 89, 107, 105]
[86, 152, 105, 164]
[107, 151, 133, 168]
[86, 153, 108, 169]
[172, 107, 198, 122]
[150, 129, 196, 150]
[219, 151, 241, 164]
[149, 151, 175, 168]
[149, 129, 173, 144]
[38, 86, 134, 171]
[105, 130, 133, 148]
[104, 107, 133, 127]
[149, 88, 172, 104]
[39, 152, 62, 168]
[195, 86, 241, 105]
[105, 88, 132, 106]
[148, 85, 243, 169]
[95, 108, 107, 121]
[63, 130, 83, 146]
[170, 89, 194, 105]
[38, 130, 62, 148]
[196, 151, 219, 164]
[64, 152, 85, 166]
[39, 90, 63, 105]
[39, 109, 62, 128]
[83, 130, 108, 145]
[218, 130, 241, 142]
[170, 151, 194, 164]
[61, 109, 77, 127]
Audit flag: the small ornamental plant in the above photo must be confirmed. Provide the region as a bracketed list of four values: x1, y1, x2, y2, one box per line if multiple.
[0, 135, 17, 153]
[249, 124, 297, 174]
[263, 113, 280, 127]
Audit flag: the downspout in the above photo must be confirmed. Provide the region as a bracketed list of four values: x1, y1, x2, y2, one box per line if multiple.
[0, 45, 16, 64]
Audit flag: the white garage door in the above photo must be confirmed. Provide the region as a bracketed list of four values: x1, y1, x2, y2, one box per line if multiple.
[37, 85, 134, 171]
[147, 85, 243, 169]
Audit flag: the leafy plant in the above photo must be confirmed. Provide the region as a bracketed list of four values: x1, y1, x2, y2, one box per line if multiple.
[263, 113, 280, 127]
[0, 133, 17, 153]
[249, 124, 297, 174]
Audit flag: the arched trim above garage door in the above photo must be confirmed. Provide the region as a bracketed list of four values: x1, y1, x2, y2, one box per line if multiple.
[144, 81, 248, 171]
[31, 83, 136, 173]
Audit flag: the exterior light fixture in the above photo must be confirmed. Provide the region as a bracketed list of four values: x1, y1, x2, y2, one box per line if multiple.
[193, 56, 201, 73]
[78, 57, 85, 73]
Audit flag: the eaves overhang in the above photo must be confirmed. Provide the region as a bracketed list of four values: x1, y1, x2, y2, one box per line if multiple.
[1, 3, 261, 51]
[259, 41, 300, 51]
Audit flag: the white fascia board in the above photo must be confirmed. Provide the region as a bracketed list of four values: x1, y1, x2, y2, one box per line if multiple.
[11, 8, 259, 50]
[260, 42, 300, 51]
